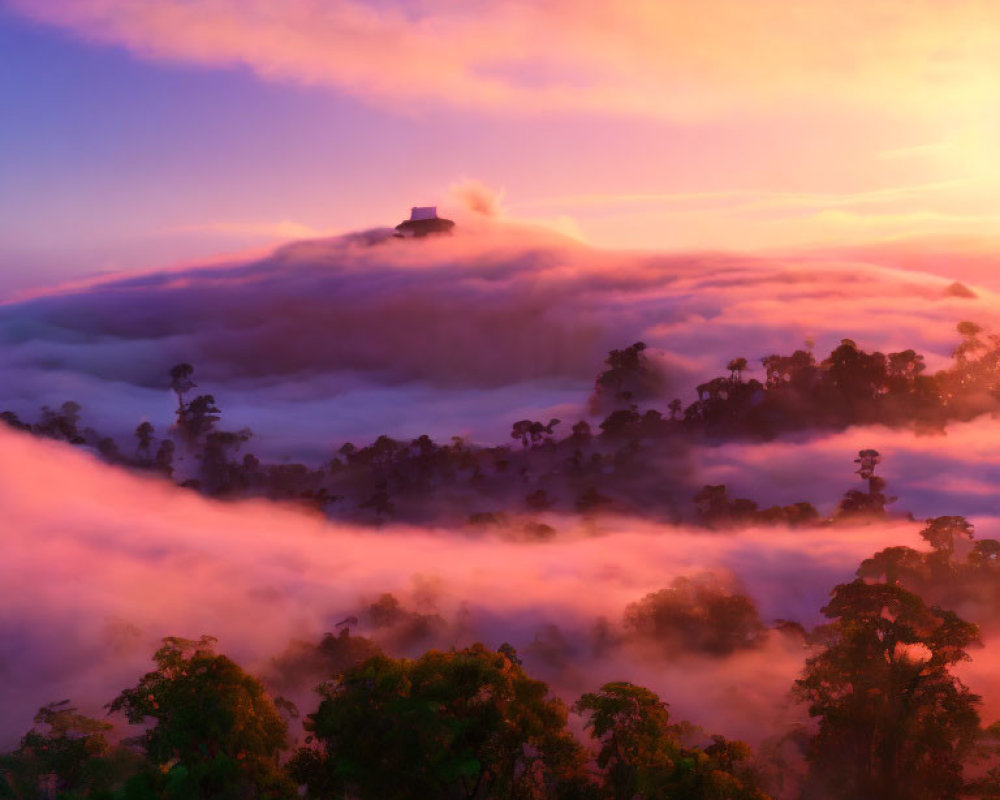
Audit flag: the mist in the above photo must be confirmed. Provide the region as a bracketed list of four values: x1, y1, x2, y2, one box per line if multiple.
[0, 424, 930, 750]
[1, 224, 997, 459]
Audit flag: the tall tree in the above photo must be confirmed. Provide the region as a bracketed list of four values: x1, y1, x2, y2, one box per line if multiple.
[169, 363, 197, 412]
[108, 636, 295, 800]
[292, 644, 587, 800]
[795, 580, 982, 800]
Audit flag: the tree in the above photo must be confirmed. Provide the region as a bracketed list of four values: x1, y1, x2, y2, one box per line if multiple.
[824, 340, 888, 406]
[0, 701, 134, 799]
[201, 429, 252, 494]
[108, 636, 295, 800]
[179, 395, 221, 439]
[836, 449, 894, 519]
[795, 580, 982, 800]
[969, 538, 1000, 570]
[359, 479, 394, 519]
[511, 420, 534, 449]
[692, 484, 762, 527]
[169, 363, 197, 411]
[96, 436, 122, 463]
[727, 357, 749, 384]
[0, 410, 29, 431]
[886, 349, 926, 394]
[920, 516, 975, 560]
[293, 644, 587, 800]
[954, 321, 986, 365]
[154, 439, 176, 477]
[598, 407, 642, 439]
[34, 401, 84, 443]
[135, 421, 155, 461]
[267, 629, 383, 694]
[857, 545, 928, 586]
[573, 683, 768, 800]
[571, 420, 592, 442]
[623, 575, 766, 656]
[511, 419, 560, 449]
[590, 342, 661, 413]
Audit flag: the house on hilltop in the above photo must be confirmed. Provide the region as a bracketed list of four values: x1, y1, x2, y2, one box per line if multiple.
[394, 206, 455, 238]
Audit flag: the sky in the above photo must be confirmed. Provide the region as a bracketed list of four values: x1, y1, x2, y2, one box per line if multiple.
[3, 0, 1000, 295]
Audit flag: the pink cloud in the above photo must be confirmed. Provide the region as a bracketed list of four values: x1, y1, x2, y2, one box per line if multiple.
[0, 424, 926, 749]
[9, 0, 1000, 120]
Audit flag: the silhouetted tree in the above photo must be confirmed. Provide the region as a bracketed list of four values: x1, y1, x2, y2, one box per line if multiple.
[693, 484, 759, 526]
[623, 575, 766, 656]
[96, 436, 121, 463]
[169, 363, 196, 411]
[135, 421, 155, 461]
[836, 449, 894, 519]
[360, 480, 394, 519]
[571, 420, 592, 443]
[179, 394, 221, 439]
[590, 342, 661, 413]
[727, 357, 748, 383]
[795, 580, 982, 800]
[0, 410, 29, 431]
[35, 401, 84, 443]
[920, 515, 975, 559]
[598, 407, 642, 438]
[154, 439, 175, 477]
[954, 321, 986, 365]
[201, 428, 252, 494]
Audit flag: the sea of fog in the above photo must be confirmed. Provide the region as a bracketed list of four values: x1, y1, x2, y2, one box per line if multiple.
[4, 226, 1000, 754]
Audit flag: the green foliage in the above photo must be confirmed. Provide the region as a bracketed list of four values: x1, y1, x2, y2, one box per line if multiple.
[573, 682, 770, 800]
[795, 580, 982, 800]
[0, 701, 141, 800]
[108, 636, 295, 800]
[292, 643, 587, 799]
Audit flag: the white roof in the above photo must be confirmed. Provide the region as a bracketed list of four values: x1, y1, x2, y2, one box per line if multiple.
[410, 206, 438, 221]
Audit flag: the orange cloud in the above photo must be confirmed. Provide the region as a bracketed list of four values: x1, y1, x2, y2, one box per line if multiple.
[8, 0, 1000, 120]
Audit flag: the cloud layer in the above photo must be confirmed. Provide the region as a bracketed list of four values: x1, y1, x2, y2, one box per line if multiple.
[9, 0, 1000, 120]
[1, 225, 996, 456]
[0, 424, 926, 750]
